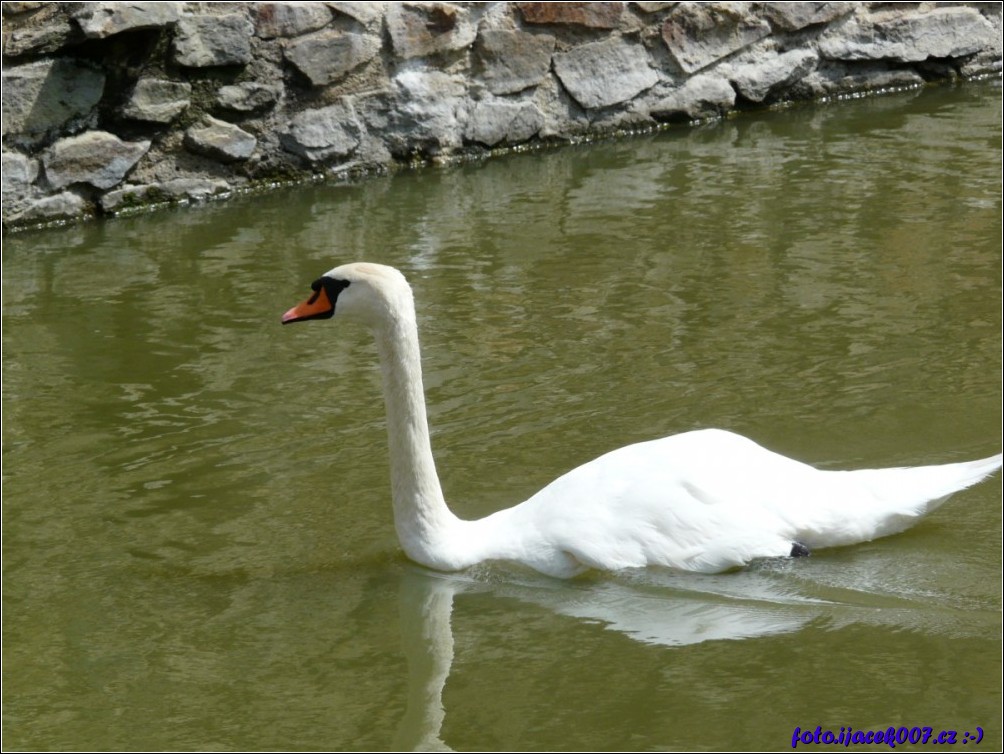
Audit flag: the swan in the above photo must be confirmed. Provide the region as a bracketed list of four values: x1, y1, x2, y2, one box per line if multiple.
[282, 262, 1002, 578]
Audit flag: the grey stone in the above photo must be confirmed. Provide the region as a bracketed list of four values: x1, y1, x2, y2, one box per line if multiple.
[2, 151, 39, 194]
[328, 1, 386, 27]
[387, 3, 477, 59]
[518, 2, 624, 28]
[2, 4, 76, 56]
[98, 185, 150, 212]
[2, 59, 104, 140]
[475, 29, 556, 95]
[648, 73, 735, 120]
[958, 50, 1003, 79]
[254, 2, 332, 38]
[184, 117, 257, 163]
[800, 64, 925, 96]
[762, 2, 853, 32]
[217, 82, 281, 113]
[281, 102, 361, 162]
[101, 178, 231, 212]
[662, 3, 772, 73]
[284, 29, 381, 87]
[44, 131, 150, 189]
[465, 100, 545, 146]
[173, 13, 254, 67]
[8, 190, 88, 225]
[71, 2, 180, 38]
[2, 3, 47, 15]
[818, 6, 1000, 62]
[389, 69, 467, 152]
[121, 79, 191, 123]
[554, 37, 658, 110]
[3, 192, 31, 225]
[632, 3, 678, 13]
[157, 177, 231, 200]
[728, 49, 818, 102]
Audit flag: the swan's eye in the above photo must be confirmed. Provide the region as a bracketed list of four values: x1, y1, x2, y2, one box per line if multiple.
[306, 277, 350, 305]
[282, 278, 350, 324]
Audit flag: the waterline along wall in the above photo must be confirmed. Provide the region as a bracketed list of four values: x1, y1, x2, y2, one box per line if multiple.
[2, 2, 1001, 232]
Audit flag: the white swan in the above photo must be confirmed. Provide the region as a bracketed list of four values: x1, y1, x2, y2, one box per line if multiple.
[282, 262, 1002, 578]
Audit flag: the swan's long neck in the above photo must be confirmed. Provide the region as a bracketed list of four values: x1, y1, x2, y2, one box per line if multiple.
[371, 299, 462, 564]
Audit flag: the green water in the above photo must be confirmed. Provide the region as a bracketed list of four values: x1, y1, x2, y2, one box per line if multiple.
[3, 81, 1001, 751]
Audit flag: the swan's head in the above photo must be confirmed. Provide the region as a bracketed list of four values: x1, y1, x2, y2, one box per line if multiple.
[282, 262, 413, 328]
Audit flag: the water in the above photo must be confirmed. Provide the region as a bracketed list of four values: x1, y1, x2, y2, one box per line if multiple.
[3, 81, 1001, 751]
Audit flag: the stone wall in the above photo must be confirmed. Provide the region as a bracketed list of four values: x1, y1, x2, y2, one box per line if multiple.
[3, 1, 1001, 232]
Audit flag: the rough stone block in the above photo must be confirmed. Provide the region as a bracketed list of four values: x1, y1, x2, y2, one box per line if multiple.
[284, 29, 381, 86]
[281, 102, 361, 162]
[173, 13, 254, 67]
[800, 64, 926, 97]
[71, 2, 180, 38]
[327, 1, 386, 27]
[43, 131, 150, 189]
[7, 190, 88, 225]
[762, 2, 853, 32]
[728, 49, 818, 102]
[818, 6, 1000, 62]
[554, 37, 658, 110]
[2, 4, 76, 56]
[184, 117, 257, 162]
[217, 82, 282, 113]
[475, 29, 555, 95]
[662, 3, 772, 73]
[389, 69, 467, 152]
[2, 2, 47, 15]
[632, 2, 676, 13]
[648, 73, 736, 120]
[120, 79, 191, 123]
[101, 178, 231, 212]
[518, 2, 624, 29]
[465, 100, 545, 146]
[387, 3, 476, 59]
[254, 2, 332, 38]
[2, 151, 39, 194]
[2, 59, 104, 140]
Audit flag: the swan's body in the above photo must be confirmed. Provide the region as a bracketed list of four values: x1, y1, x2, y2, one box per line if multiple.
[283, 262, 1001, 578]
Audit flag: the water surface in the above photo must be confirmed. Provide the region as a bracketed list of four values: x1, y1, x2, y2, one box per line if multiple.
[3, 81, 1001, 750]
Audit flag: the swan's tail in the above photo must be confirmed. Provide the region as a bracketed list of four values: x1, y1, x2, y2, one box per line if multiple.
[806, 453, 1002, 547]
[854, 453, 1001, 514]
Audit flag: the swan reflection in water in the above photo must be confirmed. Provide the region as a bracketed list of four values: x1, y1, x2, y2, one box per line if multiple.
[391, 556, 993, 751]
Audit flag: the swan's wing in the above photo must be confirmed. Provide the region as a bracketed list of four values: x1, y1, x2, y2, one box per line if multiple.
[517, 429, 810, 573]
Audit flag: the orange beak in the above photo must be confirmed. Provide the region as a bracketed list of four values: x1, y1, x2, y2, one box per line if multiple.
[282, 285, 334, 324]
